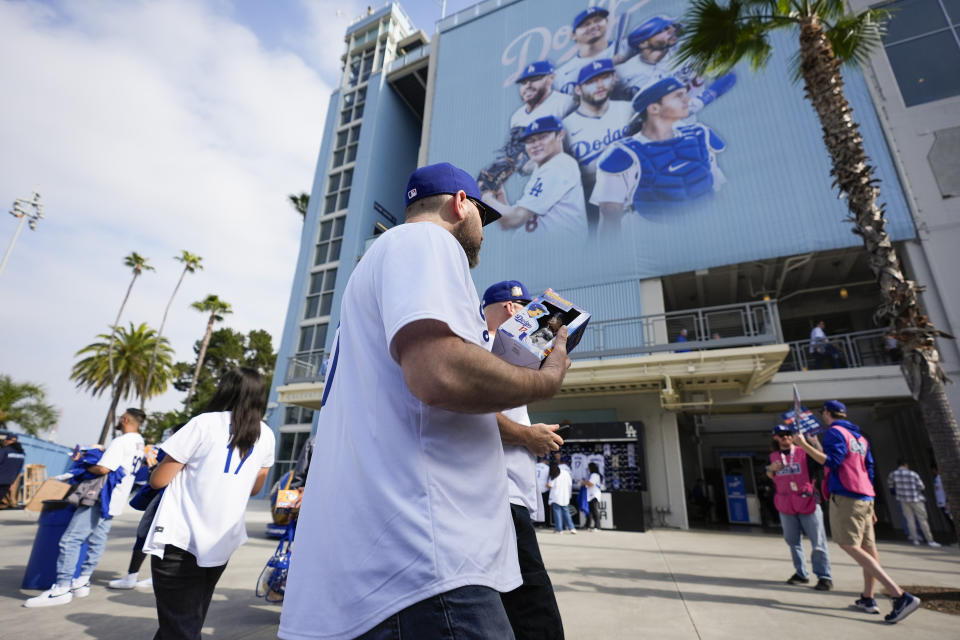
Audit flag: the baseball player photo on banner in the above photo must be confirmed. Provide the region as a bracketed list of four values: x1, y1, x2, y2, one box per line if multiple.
[427, 0, 916, 294]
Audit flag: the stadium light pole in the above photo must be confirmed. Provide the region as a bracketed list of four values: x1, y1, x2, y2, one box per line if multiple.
[0, 192, 44, 277]
[434, 0, 447, 19]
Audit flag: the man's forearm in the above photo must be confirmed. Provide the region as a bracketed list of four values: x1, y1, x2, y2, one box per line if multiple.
[497, 413, 529, 446]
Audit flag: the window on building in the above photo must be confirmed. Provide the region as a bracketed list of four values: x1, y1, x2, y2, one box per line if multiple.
[274, 429, 312, 485]
[304, 269, 338, 319]
[314, 216, 346, 265]
[879, 0, 960, 106]
[361, 47, 376, 82]
[283, 405, 315, 425]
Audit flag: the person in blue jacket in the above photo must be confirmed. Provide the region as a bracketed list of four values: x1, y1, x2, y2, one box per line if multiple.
[0, 433, 26, 504]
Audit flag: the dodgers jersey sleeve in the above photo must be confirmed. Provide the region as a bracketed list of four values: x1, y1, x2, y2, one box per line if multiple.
[99, 434, 134, 471]
[515, 155, 581, 215]
[380, 224, 487, 362]
[591, 144, 640, 206]
[258, 422, 275, 468]
[159, 415, 206, 464]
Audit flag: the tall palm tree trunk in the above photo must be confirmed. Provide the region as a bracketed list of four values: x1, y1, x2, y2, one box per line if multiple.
[798, 17, 960, 536]
[141, 268, 187, 411]
[106, 275, 138, 433]
[184, 313, 217, 411]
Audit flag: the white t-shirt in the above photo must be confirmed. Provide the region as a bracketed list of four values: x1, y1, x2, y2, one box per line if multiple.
[501, 405, 543, 521]
[548, 467, 573, 506]
[513, 152, 587, 235]
[535, 462, 550, 494]
[563, 100, 634, 179]
[586, 472, 603, 502]
[99, 431, 145, 517]
[509, 91, 576, 131]
[279, 222, 520, 640]
[142, 412, 275, 567]
[555, 43, 616, 95]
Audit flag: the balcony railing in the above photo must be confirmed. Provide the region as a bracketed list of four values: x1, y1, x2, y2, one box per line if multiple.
[286, 352, 327, 384]
[779, 329, 893, 372]
[571, 300, 783, 360]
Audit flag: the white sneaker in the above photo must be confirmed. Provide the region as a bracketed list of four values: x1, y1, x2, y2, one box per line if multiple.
[108, 573, 139, 590]
[24, 585, 73, 608]
[568, 528, 577, 535]
[911, 540, 920, 546]
[135, 578, 153, 589]
[928, 541, 942, 548]
[71, 577, 91, 598]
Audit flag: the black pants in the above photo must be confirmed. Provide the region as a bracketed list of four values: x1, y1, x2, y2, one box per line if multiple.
[152, 545, 227, 640]
[586, 498, 601, 529]
[500, 503, 564, 639]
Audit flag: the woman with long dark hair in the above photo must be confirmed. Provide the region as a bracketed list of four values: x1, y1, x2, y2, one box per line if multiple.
[583, 462, 604, 531]
[143, 367, 275, 640]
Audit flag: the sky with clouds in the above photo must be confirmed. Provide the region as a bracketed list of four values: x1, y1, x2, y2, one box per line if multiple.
[0, 0, 471, 447]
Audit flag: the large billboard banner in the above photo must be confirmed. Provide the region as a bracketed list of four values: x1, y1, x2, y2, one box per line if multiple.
[427, 0, 915, 294]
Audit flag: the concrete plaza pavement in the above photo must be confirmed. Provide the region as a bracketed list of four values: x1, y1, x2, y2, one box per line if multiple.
[2, 502, 958, 639]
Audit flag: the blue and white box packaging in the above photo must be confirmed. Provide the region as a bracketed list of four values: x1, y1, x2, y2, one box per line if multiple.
[492, 288, 591, 369]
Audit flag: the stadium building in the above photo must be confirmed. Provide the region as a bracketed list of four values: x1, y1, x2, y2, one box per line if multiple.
[266, 0, 960, 535]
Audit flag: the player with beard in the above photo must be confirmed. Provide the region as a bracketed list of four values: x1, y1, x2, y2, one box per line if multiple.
[510, 60, 575, 131]
[563, 58, 633, 235]
[279, 162, 573, 640]
[555, 7, 616, 95]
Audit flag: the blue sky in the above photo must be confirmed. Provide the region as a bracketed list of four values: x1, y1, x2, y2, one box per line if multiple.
[0, 0, 478, 446]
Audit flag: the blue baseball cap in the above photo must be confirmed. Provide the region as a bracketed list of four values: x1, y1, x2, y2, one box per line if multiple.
[521, 116, 563, 140]
[577, 58, 615, 85]
[572, 6, 608, 30]
[405, 162, 502, 226]
[517, 60, 555, 82]
[823, 400, 847, 414]
[482, 280, 531, 307]
[632, 76, 685, 114]
[628, 16, 675, 47]
[772, 424, 794, 435]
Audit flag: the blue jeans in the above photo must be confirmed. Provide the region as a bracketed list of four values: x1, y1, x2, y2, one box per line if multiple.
[779, 504, 831, 580]
[355, 585, 515, 639]
[57, 505, 112, 586]
[551, 503, 575, 532]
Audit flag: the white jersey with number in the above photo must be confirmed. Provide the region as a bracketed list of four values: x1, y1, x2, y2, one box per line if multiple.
[510, 91, 576, 131]
[554, 43, 617, 95]
[563, 100, 634, 180]
[99, 431, 145, 517]
[279, 222, 520, 640]
[143, 412, 274, 567]
[514, 152, 587, 235]
[501, 405, 544, 521]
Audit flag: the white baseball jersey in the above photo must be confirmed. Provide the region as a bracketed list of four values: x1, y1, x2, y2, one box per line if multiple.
[563, 100, 634, 179]
[501, 405, 544, 521]
[554, 42, 616, 95]
[143, 412, 275, 567]
[548, 467, 573, 506]
[590, 124, 726, 208]
[99, 431, 145, 517]
[279, 222, 520, 640]
[510, 91, 576, 131]
[617, 48, 709, 110]
[513, 152, 587, 235]
[535, 462, 550, 494]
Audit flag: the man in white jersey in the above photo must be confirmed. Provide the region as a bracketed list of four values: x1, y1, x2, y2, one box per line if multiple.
[25, 409, 145, 607]
[482, 116, 587, 236]
[555, 7, 616, 95]
[279, 163, 572, 640]
[591, 77, 726, 234]
[510, 61, 575, 132]
[482, 280, 565, 638]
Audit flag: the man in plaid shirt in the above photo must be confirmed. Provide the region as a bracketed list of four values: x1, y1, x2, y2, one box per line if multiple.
[887, 459, 941, 547]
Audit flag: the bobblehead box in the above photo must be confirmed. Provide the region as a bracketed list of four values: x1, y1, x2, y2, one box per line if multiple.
[492, 288, 590, 369]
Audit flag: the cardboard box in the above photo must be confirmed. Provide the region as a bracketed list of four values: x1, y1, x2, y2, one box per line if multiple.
[492, 288, 590, 369]
[24, 478, 71, 512]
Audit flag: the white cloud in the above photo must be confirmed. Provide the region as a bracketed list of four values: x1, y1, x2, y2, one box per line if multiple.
[0, 0, 343, 446]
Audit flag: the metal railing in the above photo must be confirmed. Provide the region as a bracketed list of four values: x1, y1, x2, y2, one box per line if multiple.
[286, 352, 328, 384]
[571, 300, 783, 360]
[780, 329, 893, 372]
[386, 45, 429, 75]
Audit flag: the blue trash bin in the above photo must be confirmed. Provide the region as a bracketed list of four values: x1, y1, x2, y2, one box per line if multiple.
[22, 499, 90, 590]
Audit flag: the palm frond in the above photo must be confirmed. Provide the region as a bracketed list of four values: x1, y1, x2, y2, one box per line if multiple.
[810, 0, 848, 21]
[825, 8, 890, 67]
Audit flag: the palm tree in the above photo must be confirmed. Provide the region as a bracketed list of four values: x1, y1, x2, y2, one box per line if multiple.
[184, 295, 232, 411]
[106, 252, 154, 432]
[288, 192, 310, 221]
[141, 250, 203, 411]
[678, 0, 960, 534]
[0, 375, 59, 436]
[72, 323, 174, 444]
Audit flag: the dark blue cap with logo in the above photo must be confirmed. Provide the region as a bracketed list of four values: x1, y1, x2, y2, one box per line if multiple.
[632, 76, 685, 114]
[572, 6, 608, 30]
[517, 60, 555, 82]
[772, 424, 794, 435]
[628, 16, 675, 48]
[482, 280, 531, 307]
[405, 162, 502, 226]
[521, 115, 563, 140]
[577, 58, 615, 85]
[823, 400, 847, 414]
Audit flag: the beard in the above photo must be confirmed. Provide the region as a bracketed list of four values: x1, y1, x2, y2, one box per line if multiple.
[452, 218, 482, 268]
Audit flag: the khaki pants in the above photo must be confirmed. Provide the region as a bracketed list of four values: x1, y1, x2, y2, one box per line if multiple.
[899, 500, 935, 543]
